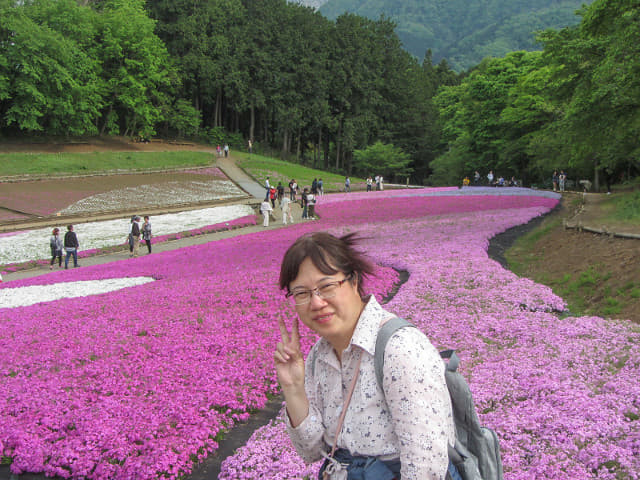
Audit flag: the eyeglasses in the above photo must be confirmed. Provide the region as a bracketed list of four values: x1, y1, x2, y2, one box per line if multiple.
[286, 273, 353, 305]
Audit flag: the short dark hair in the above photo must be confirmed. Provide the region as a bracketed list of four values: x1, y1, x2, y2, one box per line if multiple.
[67, 224, 73, 230]
[279, 232, 375, 298]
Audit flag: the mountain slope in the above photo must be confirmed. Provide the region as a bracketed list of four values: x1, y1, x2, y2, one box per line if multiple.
[318, 0, 594, 70]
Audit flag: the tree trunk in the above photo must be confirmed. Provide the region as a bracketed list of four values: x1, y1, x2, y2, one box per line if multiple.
[296, 128, 301, 161]
[215, 89, 222, 128]
[336, 119, 342, 170]
[249, 106, 255, 142]
[593, 156, 600, 192]
[323, 133, 330, 170]
[282, 130, 289, 156]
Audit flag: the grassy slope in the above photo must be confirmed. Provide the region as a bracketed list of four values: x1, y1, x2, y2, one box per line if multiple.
[505, 192, 640, 322]
[0, 151, 213, 176]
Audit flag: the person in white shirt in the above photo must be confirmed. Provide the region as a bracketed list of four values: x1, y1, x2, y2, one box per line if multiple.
[275, 232, 458, 480]
[260, 200, 273, 227]
[281, 196, 294, 225]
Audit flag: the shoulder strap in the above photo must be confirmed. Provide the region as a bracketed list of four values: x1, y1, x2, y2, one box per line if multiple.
[374, 317, 415, 387]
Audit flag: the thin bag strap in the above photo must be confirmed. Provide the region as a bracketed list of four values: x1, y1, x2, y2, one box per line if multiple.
[328, 349, 363, 458]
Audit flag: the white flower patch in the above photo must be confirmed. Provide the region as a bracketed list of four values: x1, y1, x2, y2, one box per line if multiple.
[0, 277, 154, 309]
[59, 180, 245, 215]
[0, 204, 255, 265]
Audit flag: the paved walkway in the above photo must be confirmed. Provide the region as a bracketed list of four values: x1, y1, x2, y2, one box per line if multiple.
[1, 157, 304, 283]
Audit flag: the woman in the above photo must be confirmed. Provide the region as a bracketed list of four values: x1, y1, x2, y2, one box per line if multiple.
[275, 232, 458, 479]
[49, 228, 63, 269]
[142, 216, 152, 254]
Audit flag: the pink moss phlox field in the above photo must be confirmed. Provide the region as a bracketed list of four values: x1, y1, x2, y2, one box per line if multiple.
[0, 212, 396, 478]
[220, 192, 640, 480]
[3, 189, 640, 480]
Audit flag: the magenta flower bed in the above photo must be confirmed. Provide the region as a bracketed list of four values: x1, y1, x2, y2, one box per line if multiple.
[2, 190, 639, 480]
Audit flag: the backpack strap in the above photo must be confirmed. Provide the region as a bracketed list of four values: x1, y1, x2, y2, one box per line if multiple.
[374, 318, 463, 474]
[374, 317, 415, 387]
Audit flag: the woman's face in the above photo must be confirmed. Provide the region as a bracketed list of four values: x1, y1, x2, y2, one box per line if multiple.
[290, 257, 364, 351]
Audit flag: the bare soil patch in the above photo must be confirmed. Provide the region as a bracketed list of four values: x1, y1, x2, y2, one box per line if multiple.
[502, 195, 640, 323]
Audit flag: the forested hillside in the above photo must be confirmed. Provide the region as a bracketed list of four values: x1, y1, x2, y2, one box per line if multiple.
[0, 0, 637, 190]
[319, 0, 594, 70]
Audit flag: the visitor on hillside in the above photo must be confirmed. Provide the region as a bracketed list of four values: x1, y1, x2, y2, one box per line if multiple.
[318, 178, 324, 196]
[265, 176, 271, 201]
[49, 227, 63, 270]
[462, 176, 470, 187]
[260, 199, 273, 227]
[270, 187, 277, 209]
[312, 178, 318, 195]
[289, 179, 297, 201]
[130, 216, 141, 257]
[474, 171, 481, 185]
[281, 196, 294, 225]
[307, 190, 316, 220]
[301, 188, 309, 219]
[277, 182, 285, 205]
[559, 171, 566, 192]
[216, 145, 222, 157]
[375, 175, 380, 191]
[64, 224, 80, 269]
[344, 176, 351, 193]
[366, 176, 373, 192]
[379, 175, 384, 190]
[248, 139, 253, 154]
[552, 170, 559, 192]
[487, 170, 494, 186]
[274, 232, 459, 480]
[224, 144, 229, 157]
[142, 216, 152, 254]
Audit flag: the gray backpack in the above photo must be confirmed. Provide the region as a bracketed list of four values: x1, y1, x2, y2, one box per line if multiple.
[375, 317, 504, 480]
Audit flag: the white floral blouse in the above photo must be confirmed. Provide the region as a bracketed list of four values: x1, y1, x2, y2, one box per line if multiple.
[286, 295, 456, 479]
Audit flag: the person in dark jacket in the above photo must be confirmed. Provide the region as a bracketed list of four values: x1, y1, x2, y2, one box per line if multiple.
[63, 224, 80, 269]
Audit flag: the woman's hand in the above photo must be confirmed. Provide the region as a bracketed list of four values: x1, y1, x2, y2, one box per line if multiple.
[275, 316, 305, 388]
[275, 316, 309, 427]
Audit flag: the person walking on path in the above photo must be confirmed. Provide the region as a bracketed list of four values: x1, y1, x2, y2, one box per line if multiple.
[552, 170, 559, 192]
[49, 228, 63, 269]
[301, 188, 309, 219]
[224, 144, 229, 157]
[366, 176, 372, 192]
[289, 179, 298, 202]
[559, 171, 566, 192]
[261, 199, 273, 227]
[127, 216, 136, 254]
[142, 216, 152, 254]
[307, 190, 316, 220]
[345, 176, 351, 193]
[63, 224, 80, 269]
[318, 178, 323, 196]
[265, 177, 271, 201]
[130, 216, 141, 257]
[281, 196, 294, 225]
[277, 182, 285, 206]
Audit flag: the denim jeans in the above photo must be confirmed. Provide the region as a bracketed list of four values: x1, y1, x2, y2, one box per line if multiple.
[65, 248, 78, 268]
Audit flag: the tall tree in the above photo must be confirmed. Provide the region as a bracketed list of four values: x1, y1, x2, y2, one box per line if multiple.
[0, 0, 102, 135]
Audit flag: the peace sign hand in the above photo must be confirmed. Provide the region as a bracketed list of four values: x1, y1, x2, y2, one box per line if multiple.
[274, 316, 305, 389]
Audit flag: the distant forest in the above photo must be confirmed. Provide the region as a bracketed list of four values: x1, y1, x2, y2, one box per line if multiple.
[0, 0, 637, 189]
[319, 0, 595, 71]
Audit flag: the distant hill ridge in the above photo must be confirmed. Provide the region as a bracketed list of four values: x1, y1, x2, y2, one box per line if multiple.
[293, 0, 594, 71]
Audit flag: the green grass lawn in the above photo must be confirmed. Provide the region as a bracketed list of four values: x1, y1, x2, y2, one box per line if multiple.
[0, 151, 213, 176]
[234, 152, 365, 193]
